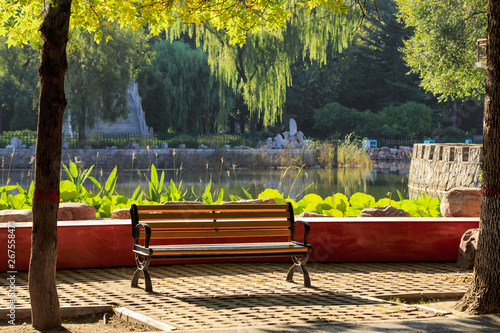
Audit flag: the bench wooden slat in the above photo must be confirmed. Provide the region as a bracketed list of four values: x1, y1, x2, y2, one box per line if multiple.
[135, 204, 290, 212]
[136, 220, 292, 229]
[137, 211, 291, 221]
[135, 242, 309, 256]
[139, 229, 291, 239]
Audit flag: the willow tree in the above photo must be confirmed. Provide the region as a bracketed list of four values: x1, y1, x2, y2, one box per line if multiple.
[169, 3, 361, 128]
[0, 0, 356, 329]
[137, 40, 224, 133]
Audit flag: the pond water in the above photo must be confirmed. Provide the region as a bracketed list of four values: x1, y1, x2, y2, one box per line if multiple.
[2, 164, 410, 201]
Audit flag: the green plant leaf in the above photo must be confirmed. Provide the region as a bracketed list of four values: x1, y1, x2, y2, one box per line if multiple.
[322, 208, 344, 217]
[297, 193, 324, 213]
[159, 170, 165, 197]
[62, 162, 74, 183]
[105, 167, 118, 193]
[81, 165, 94, 187]
[229, 194, 243, 201]
[60, 180, 78, 202]
[345, 207, 362, 217]
[150, 164, 158, 191]
[202, 180, 213, 204]
[349, 192, 375, 210]
[0, 185, 17, 192]
[69, 160, 78, 178]
[214, 188, 224, 204]
[131, 185, 141, 201]
[258, 189, 285, 204]
[0, 199, 10, 210]
[396, 189, 405, 201]
[28, 181, 34, 197]
[242, 188, 253, 199]
[16, 183, 27, 195]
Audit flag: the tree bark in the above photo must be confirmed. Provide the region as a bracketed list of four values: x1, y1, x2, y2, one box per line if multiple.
[29, 0, 71, 330]
[456, 0, 500, 314]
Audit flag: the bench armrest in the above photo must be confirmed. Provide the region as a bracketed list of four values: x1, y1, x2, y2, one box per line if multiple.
[292, 219, 310, 245]
[134, 223, 152, 248]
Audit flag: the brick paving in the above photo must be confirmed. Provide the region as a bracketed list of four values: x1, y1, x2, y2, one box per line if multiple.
[2, 262, 472, 331]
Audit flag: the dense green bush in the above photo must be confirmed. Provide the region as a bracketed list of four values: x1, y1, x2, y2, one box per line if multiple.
[312, 101, 433, 140]
[378, 102, 432, 139]
[313, 103, 365, 138]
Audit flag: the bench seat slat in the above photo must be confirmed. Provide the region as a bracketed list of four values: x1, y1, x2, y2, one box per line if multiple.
[135, 204, 290, 212]
[137, 220, 292, 229]
[137, 211, 291, 221]
[140, 229, 291, 239]
[135, 242, 309, 256]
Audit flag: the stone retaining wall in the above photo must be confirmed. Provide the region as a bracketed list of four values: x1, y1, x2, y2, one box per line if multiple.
[0, 147, 317, 170]
[408, 143, 482, 198]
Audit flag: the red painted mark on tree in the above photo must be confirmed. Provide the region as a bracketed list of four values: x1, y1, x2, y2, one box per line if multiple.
[33, 190, 59, 203]
[481, 186, 500, 197]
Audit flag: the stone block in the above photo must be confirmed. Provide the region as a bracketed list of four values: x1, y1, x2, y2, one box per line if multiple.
[457, 228, 478, 270]
[112, 209, 131, 219]
[0, 209, 33, 222]
[298, 211, 329, 218]
[358, 205, 411, 218]
[441, 187, 481, 217]
[289, 118, 297, 136]
[58, 203, 97, 221]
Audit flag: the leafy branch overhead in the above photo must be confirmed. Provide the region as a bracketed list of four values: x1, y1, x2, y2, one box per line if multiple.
[1, 0, 352, 46]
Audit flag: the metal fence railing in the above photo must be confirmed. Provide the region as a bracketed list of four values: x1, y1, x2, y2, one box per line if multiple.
[0, 131, 262, 149]
[0, 131, 482, 150]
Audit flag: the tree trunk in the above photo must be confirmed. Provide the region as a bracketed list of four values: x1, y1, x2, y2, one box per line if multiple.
[29, 0, 71, 330]
[456, 0, 500, 314]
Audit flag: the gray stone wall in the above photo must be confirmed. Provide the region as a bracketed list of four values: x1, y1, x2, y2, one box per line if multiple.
[0, 147, 317, 170]
[408, 143, 482, 198]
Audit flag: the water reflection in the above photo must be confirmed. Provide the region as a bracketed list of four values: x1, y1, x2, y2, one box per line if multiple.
[2, 165, 410, 201]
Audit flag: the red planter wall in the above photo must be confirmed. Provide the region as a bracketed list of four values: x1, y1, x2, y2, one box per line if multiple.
[0, 217, 479, 271]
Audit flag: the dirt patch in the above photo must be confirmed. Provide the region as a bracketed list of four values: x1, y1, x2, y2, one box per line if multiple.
[0, 312, 153, 332]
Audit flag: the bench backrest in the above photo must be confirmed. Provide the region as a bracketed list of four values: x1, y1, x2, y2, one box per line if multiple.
[131, 203, 296, 242]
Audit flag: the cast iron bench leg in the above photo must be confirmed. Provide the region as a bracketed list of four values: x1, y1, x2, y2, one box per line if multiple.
[286, 253, 311, 287]
[131, 254, 153, 292]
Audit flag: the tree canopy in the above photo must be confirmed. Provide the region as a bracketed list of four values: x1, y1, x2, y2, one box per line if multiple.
[167, 3, 361, 126]
[396, 0, 487, 101]
[138, 40, 224, 133]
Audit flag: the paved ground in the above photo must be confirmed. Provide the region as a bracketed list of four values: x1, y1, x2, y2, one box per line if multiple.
[1, 262, 484, 331]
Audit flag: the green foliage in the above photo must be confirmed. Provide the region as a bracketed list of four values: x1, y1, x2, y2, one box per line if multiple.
[3, 162, 442, 218]
[0, 36, 39, 132]
[313, 102, 433, 140]
[138, 40, 223, 133]
[65, 27, 147, 146]
[285, 0, 430, 134]
[378, 102, 433, 139]
[61, 161, 94, 202]
[313, 103, 364, 138]
[396, 0, 486, 100]
[169, 4, 360, 128]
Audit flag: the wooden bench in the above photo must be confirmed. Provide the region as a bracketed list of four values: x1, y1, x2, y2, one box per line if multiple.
[130, 202, 312, 292]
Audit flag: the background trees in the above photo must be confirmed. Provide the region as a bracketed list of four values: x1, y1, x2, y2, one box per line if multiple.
[396, 0, 487, 100]
[137, 40, 224, 133]
[65, 27, 146, 146]
[1, 0, 484, 141]
[0, 37, 39, 133]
